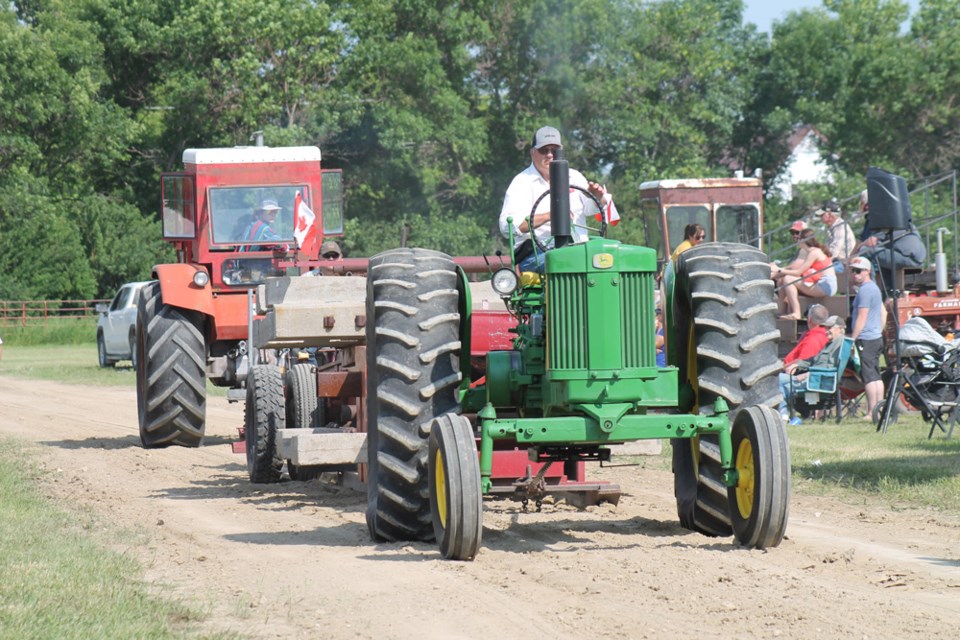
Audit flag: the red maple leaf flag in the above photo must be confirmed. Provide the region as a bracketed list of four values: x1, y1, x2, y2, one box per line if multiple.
[293, 192, 320, 256]
[592, 188, 620, 226]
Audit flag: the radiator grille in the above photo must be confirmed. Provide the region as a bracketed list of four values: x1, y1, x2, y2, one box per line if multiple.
[547, 271, 656, 370]
[547, 272, 587, 369]
[621, 272, 656, 368]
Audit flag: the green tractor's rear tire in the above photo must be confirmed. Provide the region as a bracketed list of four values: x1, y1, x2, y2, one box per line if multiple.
[365, 248, 462, 543]
[286, 364, 323, 430]
[136, 281, 206, 448]
[671, 243, 783, 537]
[729, 405, 790, 548]
[246, 364, 285, 484]
[672, 434, 734, 537]
[429, 413, 482, 561]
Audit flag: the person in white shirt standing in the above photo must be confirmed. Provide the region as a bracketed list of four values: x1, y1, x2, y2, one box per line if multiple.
[499, 126, 615, 272]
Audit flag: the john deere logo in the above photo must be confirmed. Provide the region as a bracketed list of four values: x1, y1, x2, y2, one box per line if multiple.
[593, 253, 614, 269]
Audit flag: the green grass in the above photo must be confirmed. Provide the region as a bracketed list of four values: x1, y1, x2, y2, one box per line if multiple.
[0, 345, 226, 395]
[786, 414, 960, 513]
[1, 318, 98, 346]
[0, 438, 232, 639]
[0, 344, 136, 386]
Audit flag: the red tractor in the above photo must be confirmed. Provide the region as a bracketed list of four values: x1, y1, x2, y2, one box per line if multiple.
[136, 145, 345, 447]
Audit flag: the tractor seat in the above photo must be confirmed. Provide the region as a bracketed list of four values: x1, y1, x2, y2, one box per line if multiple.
[519, 272, 542, 286]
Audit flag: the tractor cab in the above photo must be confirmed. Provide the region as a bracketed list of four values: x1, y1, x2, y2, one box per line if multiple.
[160, 146, 344, 289]
[639, 178, 764, 264]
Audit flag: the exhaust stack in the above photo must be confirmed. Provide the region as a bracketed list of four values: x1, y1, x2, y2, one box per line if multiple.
[549, 149, 572, 249]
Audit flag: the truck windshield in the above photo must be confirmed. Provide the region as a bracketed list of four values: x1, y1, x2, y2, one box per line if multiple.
[208, 185, 308, 247]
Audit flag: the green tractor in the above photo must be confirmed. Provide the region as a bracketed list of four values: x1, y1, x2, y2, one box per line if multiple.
[364, 154, 788, 560]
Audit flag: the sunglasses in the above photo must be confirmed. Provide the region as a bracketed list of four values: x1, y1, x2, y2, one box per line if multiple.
[536, 146, 560, 156]
[695, 234, 705, 240]
[790, 231, 801, 236]
[850, 267, 866, 275]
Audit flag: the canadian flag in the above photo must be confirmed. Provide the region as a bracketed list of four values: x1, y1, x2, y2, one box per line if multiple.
[593, 189, 620, 226]
[293, 192, 320, 257]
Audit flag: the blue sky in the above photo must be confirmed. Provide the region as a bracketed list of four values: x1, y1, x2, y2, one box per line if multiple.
[742, 0, 921, 33]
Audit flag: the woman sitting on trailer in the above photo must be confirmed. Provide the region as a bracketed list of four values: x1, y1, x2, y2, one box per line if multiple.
[770, 229, 837, 320]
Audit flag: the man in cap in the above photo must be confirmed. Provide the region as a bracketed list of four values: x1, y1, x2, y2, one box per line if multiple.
[320, 240, 343, 260]
[779, 314, 848, 423]
[849, 256, 884, 418]
[815, 199, 857, 263]
[499, 125, 616, 272]
[240, 199, 283, 252]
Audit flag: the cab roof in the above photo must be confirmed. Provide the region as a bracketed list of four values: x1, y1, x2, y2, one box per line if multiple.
[182, 146, 322, 165]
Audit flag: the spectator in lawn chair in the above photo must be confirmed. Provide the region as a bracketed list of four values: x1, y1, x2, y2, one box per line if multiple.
[782, 304, 831, 369]
[778, 315, 847, 424]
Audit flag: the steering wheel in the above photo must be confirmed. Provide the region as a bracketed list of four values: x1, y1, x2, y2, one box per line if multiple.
[527, 185, 608, 255]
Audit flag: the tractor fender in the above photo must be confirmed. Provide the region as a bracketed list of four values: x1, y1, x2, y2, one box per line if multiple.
[152, 263, 215, 317]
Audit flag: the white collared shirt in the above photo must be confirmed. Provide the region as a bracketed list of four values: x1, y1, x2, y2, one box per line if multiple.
[499, 164, 600, 248]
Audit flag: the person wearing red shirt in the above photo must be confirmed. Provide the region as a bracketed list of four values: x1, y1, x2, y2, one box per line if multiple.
[783, 304, 830, 366]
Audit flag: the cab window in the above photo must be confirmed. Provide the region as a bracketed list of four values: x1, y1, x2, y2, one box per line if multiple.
[665, 205, 710, 255]
[716, 204, 761, 248]
[162, 175, 196, 239]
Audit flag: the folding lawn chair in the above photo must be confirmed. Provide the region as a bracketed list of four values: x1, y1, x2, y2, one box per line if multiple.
[789, 337, 856, 424]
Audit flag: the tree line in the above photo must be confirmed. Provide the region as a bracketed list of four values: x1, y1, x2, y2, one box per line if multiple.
[2, 0, 958, 300]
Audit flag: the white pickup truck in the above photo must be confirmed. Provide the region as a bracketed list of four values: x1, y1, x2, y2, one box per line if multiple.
[96, 281, 151, 368]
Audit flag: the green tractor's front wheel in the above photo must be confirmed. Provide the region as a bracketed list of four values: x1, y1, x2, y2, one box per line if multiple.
[729, 405, 790, 548]
[428, 414, 482, 561]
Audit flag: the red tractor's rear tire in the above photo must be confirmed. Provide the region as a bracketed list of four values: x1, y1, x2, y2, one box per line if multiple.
[136, 281, 206, 448]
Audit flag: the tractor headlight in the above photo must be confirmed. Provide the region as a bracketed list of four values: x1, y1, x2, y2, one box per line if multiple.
[192, 270, 210, 287]
[491, 268, 519, 296]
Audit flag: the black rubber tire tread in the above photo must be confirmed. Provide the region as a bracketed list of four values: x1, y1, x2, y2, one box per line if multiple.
[672, 436, 734, 537]
[728, 405, 790, 548]
[671, 243, 781, 537]
[286, 364, 322, 430]
[97, 333, 115, 368]
[429, 413, 483, 561]
[365, 248, 462, 543]
[136, 281, 206, 448]
[246, 364, 285, 483]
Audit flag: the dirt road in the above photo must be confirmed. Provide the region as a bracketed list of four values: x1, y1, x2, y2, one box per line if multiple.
[1, 375, 957, 639]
